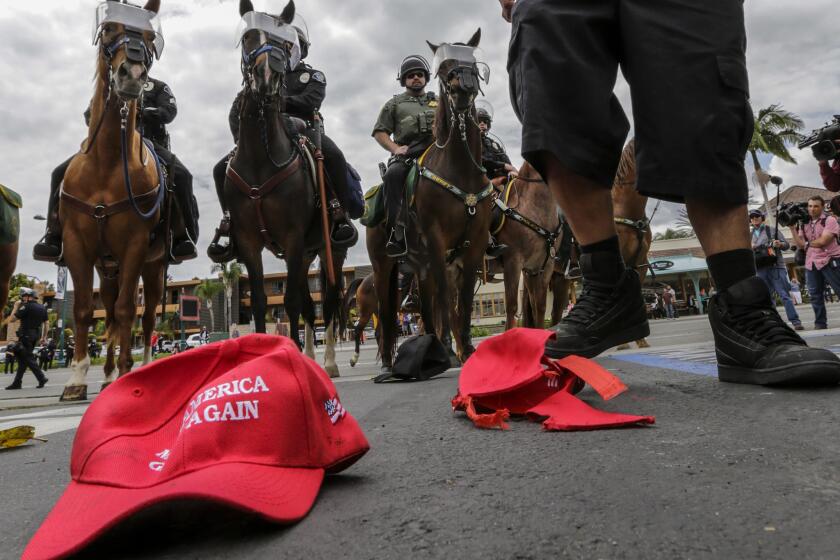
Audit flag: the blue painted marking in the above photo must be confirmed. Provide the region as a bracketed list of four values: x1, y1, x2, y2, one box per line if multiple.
[610, 354, 718, 377]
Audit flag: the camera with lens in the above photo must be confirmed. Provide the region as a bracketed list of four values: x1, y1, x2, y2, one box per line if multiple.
[777, 201, 810, 227]
[798, 116, 840, 162]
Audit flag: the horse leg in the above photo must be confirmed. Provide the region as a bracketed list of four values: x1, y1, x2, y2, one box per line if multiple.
[375, 261, 399, 374]
[283, 244, 307, 350]
[323, 319, 338, 378]
[140, 263, 164, 364]
[524, 269, 550, 330]
[62, 264, 94, 402]
[115, 257, 145, 377]
[502, 254, 523, 330]
[446, 265, 465, 361]
[350, 311, 369, 367]
[98, 274, 119, 387]
[304, 323, 316, 359]
[457, 247, 484, 362]
[241, 251, 267, 334]
[320, 258, 342, 378]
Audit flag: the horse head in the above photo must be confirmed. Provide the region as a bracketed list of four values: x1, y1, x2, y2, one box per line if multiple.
[95, 0, 162, 100]
[427, 28, 484, 113]
[238, 0, 298, 101]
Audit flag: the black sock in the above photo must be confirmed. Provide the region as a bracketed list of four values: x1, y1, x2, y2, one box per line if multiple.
[580, 236, 624, 284]
[706, 249, 755, 292]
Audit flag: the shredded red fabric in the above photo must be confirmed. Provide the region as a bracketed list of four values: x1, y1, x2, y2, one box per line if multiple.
[453, 328, 655, 432]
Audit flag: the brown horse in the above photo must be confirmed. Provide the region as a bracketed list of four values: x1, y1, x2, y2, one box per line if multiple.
[543, 139, 652, 348]
[343, 274, 378, 367]
[488, 161, 563, 330]
[222, 0, 345, 376]
[60, 0, 167, 401]
[367, 30, 491, 374]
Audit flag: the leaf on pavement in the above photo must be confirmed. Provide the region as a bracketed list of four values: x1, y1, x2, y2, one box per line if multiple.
[0, 425, 47, 449]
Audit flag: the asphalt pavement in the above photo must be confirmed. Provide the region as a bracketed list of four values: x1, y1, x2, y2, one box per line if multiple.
[2, 304, 840, 560]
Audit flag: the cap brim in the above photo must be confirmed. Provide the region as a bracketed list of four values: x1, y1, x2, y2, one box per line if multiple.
[23, 463, 324, 560]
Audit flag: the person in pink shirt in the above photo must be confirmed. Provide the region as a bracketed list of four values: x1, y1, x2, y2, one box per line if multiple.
[819, 140, 840, 192]
[789, 195, 840, 328]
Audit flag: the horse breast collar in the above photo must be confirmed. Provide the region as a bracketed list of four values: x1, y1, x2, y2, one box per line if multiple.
[416, 147, 493, 216]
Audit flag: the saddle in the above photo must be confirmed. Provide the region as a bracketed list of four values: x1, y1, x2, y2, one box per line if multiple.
[0, 184, 22, 245]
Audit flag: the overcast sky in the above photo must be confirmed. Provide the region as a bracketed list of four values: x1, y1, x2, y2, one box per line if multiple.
[1, 0, 839, 288]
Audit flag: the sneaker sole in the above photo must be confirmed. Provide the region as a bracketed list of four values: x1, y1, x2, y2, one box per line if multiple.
[718, 360, 840, 386]
[545, 321, 651, 360]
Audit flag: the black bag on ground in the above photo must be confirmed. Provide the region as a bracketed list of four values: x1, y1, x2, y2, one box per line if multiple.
[390, 334, 450, 381]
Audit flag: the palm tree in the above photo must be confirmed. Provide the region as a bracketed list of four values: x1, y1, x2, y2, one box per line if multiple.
[748, 104, 804, 218]
[211, 262, 243, 331]
[194, 279, 223, 332]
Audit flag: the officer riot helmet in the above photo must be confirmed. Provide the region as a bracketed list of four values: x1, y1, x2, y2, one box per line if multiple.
[475, 99, 494, 130]
[292, 13, 310, 60]
[20, 287, 36, 299]
[398, 55, 431, 88]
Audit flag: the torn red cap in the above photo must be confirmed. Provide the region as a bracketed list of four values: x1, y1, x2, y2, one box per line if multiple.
[24, 334, 369, 560]
[452, 328, 654, 431]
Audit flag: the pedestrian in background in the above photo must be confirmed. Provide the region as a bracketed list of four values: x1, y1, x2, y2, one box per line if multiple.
[38, 343, 50, 371]
[750, 209, 803, 330]
[790, 278, 803, 305]
[662, 286, 675, 319]
[789, 195, 840, 329]
[47, 338, 56, 368]
[4, 342, 17, 375]
[5, 289, 49, 390]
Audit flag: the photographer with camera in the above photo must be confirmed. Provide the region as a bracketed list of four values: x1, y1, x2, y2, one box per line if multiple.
[750, 209, 802, 330]
[819, 141, 840, 192]
[789, 195, 840, 329]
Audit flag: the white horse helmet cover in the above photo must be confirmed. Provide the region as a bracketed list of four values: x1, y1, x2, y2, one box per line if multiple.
[432, 44, 490, 84]
[236, 11, 301, 71]
[92, 1, 164, 59]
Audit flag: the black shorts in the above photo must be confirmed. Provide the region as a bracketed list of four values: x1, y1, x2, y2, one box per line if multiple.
[508, 0, 753, 205]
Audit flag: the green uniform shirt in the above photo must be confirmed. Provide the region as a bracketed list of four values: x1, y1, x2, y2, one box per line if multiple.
[372, 91, 438, 147]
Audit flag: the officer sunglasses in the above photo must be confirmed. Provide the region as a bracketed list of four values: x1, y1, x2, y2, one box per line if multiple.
[405, 71, 426, 79]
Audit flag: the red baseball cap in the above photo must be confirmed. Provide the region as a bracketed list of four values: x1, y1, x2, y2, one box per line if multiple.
[24, 334, 369, 560]
[452, 328, 654, 431]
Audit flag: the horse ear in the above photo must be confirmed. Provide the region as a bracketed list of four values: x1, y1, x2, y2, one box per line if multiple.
[239, 0, 254, 17]
[467, 28, 481, 48]
[279, 0, 296, 23]
[143, 0, 160, 13]
[426, 40, 439, 54]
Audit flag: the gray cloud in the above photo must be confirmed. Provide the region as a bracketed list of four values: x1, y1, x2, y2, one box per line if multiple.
[1, 0, 838, 286]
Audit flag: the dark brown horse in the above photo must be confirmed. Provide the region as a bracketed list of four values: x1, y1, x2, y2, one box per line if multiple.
[367, 30, 491, 374]
[60, 0, 167, 401]
[223, 0, 345, 376]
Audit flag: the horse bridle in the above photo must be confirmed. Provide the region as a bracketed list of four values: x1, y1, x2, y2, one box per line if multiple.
[434, 65, 486, 176]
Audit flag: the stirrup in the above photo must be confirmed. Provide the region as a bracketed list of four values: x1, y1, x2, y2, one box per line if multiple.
[386, 227, 407, 258]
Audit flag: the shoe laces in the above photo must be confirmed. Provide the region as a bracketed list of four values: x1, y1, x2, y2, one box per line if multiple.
[726, 300, 803, 346]
[563, 278, 617, 326]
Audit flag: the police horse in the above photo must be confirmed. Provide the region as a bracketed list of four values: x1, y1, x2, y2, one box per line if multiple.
[367, 30, 492, 373]
[221, 1, 346, 376]
[60, 0, 172, 401]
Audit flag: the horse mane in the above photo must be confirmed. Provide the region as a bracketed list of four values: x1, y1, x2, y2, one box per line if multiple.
[614, 138, 636, 187]
[433, 82, 450, 144]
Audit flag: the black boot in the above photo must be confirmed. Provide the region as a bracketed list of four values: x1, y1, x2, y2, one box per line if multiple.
[386, 227, 407, 258]
[170, 238, 197, 262]
[545, 255, 649, 359]
[207, 215, 234, 263]
[485, 235, 508, 260]
[710, 276, 840, 386]
[33, 230, 62, 262]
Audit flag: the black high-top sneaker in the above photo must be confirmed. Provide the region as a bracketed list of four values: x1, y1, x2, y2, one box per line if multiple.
[544, 254, 649, 359]
[710, 276, 840, 386]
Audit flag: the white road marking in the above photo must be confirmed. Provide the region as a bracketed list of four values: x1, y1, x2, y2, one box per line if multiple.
[0, 406, 89, 437]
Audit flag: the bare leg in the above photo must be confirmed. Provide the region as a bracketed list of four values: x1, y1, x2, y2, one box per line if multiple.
[544, 157, 615, 245]
[685, 199, 750, 256]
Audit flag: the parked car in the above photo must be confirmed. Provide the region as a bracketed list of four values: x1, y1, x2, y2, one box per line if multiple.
[185, 334, 203, 349]
[314, 327, 326, 346]
[160, 340, 175, 353]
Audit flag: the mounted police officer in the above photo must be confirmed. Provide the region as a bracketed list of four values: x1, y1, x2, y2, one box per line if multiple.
[33, 76, 199, 263]
[372, 55, 438, 258]
[5, 289, 49, 390]
[477, 106, 514, 258]
[207, 25, 357, 262]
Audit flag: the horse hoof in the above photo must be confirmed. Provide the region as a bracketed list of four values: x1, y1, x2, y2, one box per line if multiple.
[349, 355, 358, 367]
[373, 366, 392, 384]
[60, 385, 88, 402]
[449, 355, 461, 368]
[101, 382, 112, 392]
[636, 339, 650, 349]
[325, 364, 340, 379]
[616, 343, 631, 351]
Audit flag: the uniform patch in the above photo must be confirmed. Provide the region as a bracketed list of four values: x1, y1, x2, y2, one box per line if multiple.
[428, 100, 438, 108]
[143, 82, 154, 92]
[299, 72, 310, 84]
[312, 71, 326, 84]
[170, 97, 177, 106]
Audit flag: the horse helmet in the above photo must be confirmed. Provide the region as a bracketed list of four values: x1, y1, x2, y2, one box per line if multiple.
[398, 55, 431, 86]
